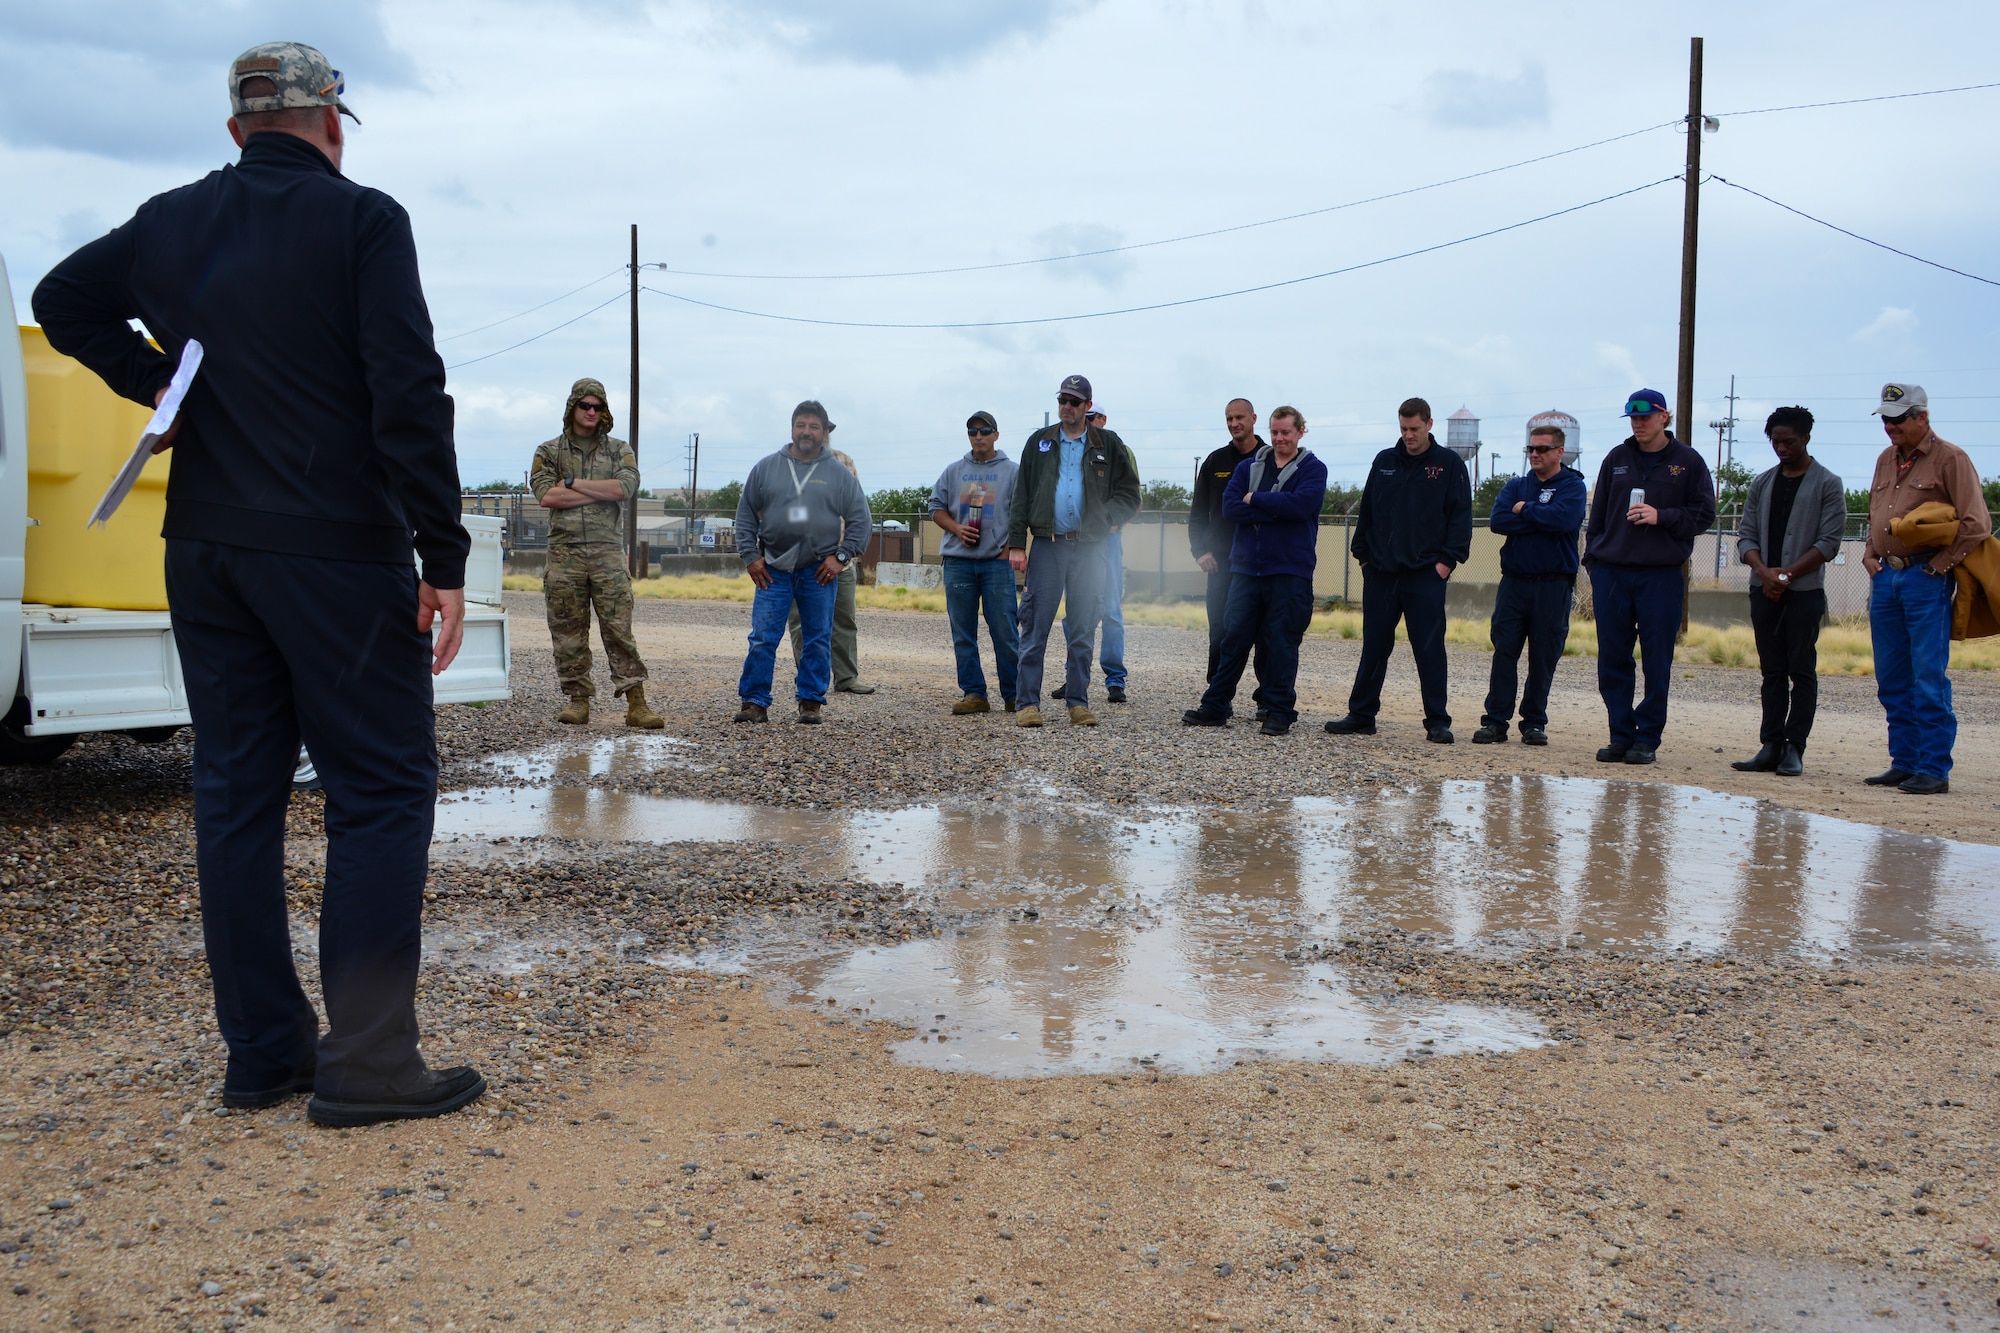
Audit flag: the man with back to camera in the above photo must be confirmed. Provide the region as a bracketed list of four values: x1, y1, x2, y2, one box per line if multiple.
[1581, 388, 1717, 766]
[1731, 406, 1846, 778]
[530, 378, 663, 729]
[33, 42, 484, 1126]
[1471, 424, 1587, 746]
[1190, 399, 1269, 708]
[1860, 383, 1991, 795]
[1007, 374, 1142, 728]
[733, 402, 872, 724]
[1324, 398, 1472, 743]
[931, 410, 1019, 714]
[1181, 406, 1326, 735]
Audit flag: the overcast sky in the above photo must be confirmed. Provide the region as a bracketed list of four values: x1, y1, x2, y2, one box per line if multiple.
[4, 0, 1997, 497]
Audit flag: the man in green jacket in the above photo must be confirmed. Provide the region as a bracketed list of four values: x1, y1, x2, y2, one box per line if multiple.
[1006, 374, 1142, 727]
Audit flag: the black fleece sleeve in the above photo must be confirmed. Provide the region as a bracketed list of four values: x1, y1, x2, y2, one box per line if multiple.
[32, 221, 176, 410]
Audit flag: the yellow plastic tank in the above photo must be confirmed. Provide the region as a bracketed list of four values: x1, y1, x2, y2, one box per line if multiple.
[21, 325, 170, 610]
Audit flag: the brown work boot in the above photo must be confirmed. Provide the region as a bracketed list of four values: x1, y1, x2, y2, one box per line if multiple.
[797, 700, 824, 725]
[951, 695, 991, 716]
[1068, 704, 1099, 727]
[556, 693, 589, 725]
[1015, 705, 1043, 728]
[623, 685, 665, 729]
[731, 702, 768, 724]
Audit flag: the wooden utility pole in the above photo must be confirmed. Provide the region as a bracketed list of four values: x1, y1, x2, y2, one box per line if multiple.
[626, 223, 641, 573]
[1674, 38, 1703, 433]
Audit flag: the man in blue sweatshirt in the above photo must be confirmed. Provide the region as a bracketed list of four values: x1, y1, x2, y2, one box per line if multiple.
[1181, 407, 1327, 735]
[1326, 398, 1473, 742]
[1472, 425, 1587, 745]
[1581, 389, 1718, 765]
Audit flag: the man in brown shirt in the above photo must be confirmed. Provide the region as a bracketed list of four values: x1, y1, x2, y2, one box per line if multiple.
[1860, 383, 1991, 795]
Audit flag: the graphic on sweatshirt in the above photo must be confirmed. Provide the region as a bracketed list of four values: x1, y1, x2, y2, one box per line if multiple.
[955, 477, 998, 529]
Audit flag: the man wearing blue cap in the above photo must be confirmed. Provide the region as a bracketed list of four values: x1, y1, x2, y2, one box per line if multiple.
[1581, 389, 1717, 765]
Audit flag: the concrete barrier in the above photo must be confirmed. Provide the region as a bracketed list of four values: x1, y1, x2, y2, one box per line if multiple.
[877, 561, 943, 590]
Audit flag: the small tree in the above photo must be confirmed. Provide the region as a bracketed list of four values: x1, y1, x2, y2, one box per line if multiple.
[1985, 474, 2000, 516]
[1472, 473, 1516, 519]
[474, 478, 524, 492]
[705, 479, 744, 515]
[1140, 480, 1191, 511]
[1321, 483, 1365, 516]
[868, 485, 934, 520]
[1715, 458, 1755, 513]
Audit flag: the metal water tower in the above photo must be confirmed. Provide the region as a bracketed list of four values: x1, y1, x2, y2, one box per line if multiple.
[1525, 410, 1581, 473]
[1445, 407, 1481, 469]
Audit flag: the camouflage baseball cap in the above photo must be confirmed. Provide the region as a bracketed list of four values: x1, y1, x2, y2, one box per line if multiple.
[228, 42, 359, 123]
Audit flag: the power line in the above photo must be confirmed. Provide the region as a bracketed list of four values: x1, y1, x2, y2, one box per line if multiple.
[1709, 175, 2000, 288]
[1713, 79, 2000, 118]
[651, 122, 1682, 282]
[435, 268, 624, 343]
[642, 178, 1677, 330]
[443, 291, 627, 370]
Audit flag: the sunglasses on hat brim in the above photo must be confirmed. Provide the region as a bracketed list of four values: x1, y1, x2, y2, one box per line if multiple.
[1623, 401, 1666, 417]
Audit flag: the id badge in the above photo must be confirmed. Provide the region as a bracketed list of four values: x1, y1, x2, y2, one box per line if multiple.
[787, 504, 810, 525]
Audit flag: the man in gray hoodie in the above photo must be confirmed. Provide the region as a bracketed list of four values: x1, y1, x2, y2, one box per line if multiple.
[732, 402, 873, 724]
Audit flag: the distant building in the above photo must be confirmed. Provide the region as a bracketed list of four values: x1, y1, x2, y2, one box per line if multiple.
[1525, 410, 1581, 474]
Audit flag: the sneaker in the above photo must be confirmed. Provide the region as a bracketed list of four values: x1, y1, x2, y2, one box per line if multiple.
[1259, 717, 1292, 737]
[1520, 726, 1548, 747]
[1624, 745, 1657, 766]
[1181, 708, 1228, 727]
[951, 695, 991, 716]
[1323, 716, 1376, 736]
[1425, 726, 1455, 745]
[835, 680, 877, 695]
[1595, 743, 1629, 763]
[797, 700, 824, 725]
[1106, 685, 1127, 703]
[732, 702, 768, 724]
[1471, 723, 1508, 745]
[1068, 705, 1099, 727]
[1015, 706, 1044, 728]
[308, 1065, 486, 1129]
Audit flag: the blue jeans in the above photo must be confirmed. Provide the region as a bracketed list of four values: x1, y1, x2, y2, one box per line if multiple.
[944, 556, 1019, 703]
[1590, 562, 1683, 748]
[1016, 537, 1108, 706]
[738, 567, 837, 707]
[1482, 574, 1574, 732]
[1098, 529, 1127, 688]
[1198, 573, 1314, 722]
[1870, 562, 1956, 779]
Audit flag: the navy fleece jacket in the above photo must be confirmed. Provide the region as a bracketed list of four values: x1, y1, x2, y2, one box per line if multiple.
[1221, 446, 1327, 579]
[1349, 437, 1473, 574]
[1488, 466, 1587, 576]
[1582, 435, 1717, 568]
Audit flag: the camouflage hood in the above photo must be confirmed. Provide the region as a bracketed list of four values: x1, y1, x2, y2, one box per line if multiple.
[563, 377, 614, 439]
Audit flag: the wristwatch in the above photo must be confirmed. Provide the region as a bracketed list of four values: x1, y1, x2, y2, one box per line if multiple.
[834, 550, 852, 566]
[1774, 571, 1791, 585]
[562, 475, 575, 489]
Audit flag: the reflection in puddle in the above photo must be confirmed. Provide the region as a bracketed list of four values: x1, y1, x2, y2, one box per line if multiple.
[433, 764, 2000, 1076]
[481, 734, 699, 783]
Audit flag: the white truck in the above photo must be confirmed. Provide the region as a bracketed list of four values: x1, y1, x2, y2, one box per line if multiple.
[0, 253, 509, 765]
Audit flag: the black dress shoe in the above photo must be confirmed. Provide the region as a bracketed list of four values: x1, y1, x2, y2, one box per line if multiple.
[1471, 723, 1507, 744]
[1259, 717, 1292, 736]
[1774, 744, 1803, 777]
[1863, 768, 1913, 787]
[1623, 746, 1657, 766]
[1898, 774, 1949, 795]
[1255, 708, 1270, 722]
[1426, 727, 1455, 744]
[1595, 744, 1629, 763]
[1181, 708, 1228, 727]
[1731, 742, 1782, 772]
[1520, 726, 1548, 746]
[223, 1065, 317, 1111]
[1106, 686, 1127, 703]
[1323, 716, 1376, 736]
[308, 1066, 487, 1128]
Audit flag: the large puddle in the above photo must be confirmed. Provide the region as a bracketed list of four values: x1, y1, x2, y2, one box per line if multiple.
[434, 747, 2000, 1075]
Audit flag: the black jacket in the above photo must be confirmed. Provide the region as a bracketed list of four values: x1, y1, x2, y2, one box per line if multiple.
[1188, 436, 1263, 564]
[1582, 435, 1717, 569]
[32, 132, 468, 588]
[1350, 436, 1473, 574]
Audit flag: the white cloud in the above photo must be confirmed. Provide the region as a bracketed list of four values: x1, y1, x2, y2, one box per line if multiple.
[1851, 305, 1918, 342]
[1422, 61, 1548, 129]
[1594, 342, 1643, 387]
[719, 0, 1101, 72]
[1029, 224, 1134, 290]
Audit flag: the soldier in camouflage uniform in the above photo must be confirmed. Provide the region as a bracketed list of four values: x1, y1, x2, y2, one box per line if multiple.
[529, 378, 663, 728]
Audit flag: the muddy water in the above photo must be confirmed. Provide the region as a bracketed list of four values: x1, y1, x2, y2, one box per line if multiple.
[433, 761, 2000, 1075]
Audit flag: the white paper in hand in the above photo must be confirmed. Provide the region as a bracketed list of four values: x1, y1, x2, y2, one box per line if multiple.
[88, 338, 203, 527]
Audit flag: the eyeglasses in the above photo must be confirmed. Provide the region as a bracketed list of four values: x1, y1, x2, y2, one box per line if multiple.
[1881, 411, 1916, 425]
[967, 427, 996, 437]
[575, 401, 604, 413]
[1057, 395, 1085, 408]
[1526, 444, 1561, 454]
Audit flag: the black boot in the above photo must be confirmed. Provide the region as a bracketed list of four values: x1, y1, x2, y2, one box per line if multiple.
[1731, 742, 1781, 772]
[1774, 744, 1803, 777]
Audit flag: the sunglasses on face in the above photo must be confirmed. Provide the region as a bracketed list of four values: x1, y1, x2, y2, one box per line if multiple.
[1882, 412, 1916, 426]
[575, 401, 604, 413]
[1057, 396, 1085, 408]
[1527, 444, 1561, 454]
[967, 427, 996, 436]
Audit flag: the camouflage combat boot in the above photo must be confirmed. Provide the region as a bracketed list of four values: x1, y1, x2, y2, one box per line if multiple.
[623, 685, 664, 730]
[556, 693, 589, 725]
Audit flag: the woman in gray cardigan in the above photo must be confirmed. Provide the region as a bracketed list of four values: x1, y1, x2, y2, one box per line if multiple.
[1731, 406, 1847, 776]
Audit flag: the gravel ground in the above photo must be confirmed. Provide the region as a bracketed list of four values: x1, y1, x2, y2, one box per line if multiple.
[1, 591, 1998, 1330]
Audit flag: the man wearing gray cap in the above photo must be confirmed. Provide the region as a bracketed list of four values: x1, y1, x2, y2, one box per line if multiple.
[33, 42, 484, 1126]
[1006, 375, 1142, 727]
[1860, 383, 1991, 795]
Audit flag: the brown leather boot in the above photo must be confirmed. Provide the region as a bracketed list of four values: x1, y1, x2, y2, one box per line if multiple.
[556, 693, 589, 725]
[797, 700, 824, 725]
[731, 702, 768, 724]
[623, 685, 665, 729]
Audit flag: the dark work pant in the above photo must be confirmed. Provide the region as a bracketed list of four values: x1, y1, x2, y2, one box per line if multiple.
[1205, 565, 1267, 702]
[1750, 587, 1826, 751]
[1482, 574, 1574, 733]
[1198, 573, 1315, 723]
[1348, 567, 1450, 728]
[167, 540, 437, 1102]
[1589, 562, 1684, 749]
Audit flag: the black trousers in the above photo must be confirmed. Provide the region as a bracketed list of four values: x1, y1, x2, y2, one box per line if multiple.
[1205, 565, 1266, 700]
[167, 540, 437, 1102]
[1482, 574, 1574, 732]
[1349, 567, 1451, 727]
[1749, 586, 1826, 751]
[1199, 573, 1315, 723]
